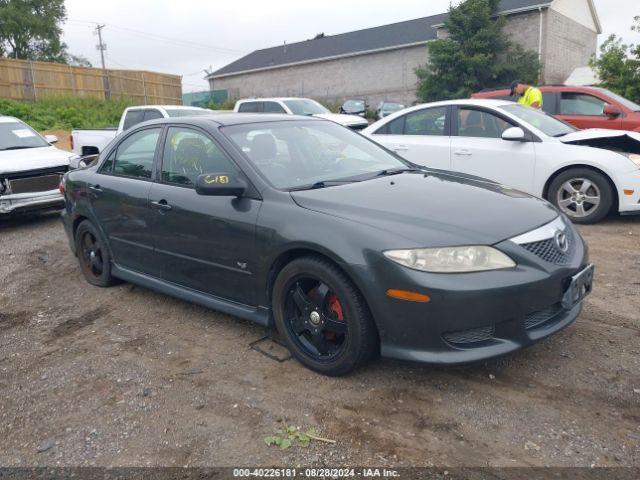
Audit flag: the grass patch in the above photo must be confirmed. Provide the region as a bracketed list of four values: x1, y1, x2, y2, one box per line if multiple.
[0, 96, 135, 131]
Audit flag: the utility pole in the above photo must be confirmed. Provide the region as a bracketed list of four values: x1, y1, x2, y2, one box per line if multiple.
[95, 24, 110, 98]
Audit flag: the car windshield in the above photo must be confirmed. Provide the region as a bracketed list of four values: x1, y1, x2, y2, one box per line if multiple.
[0, 121, 49, 150]
[382, 102, 404, 111]
[223, 120, 411, 190]
[282, 99, 329, 116]
[501, 104, 576, 137]
[165, 108, 213, 117]
[593, 87, 640, 112]
[344, 100, 365, 110]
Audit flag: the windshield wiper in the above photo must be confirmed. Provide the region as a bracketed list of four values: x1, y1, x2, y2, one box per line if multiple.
[376, 167, 422, 177]
[1, 146, 38, 151]
[288, 179, 357, 191]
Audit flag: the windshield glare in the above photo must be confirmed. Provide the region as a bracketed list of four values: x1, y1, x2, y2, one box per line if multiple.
[0, 121, 49, 150]
[166, 109, 212, 117]
[594, 88, 640, 112]
[501, 104, 576, 137]
[382, 103, 404, 112]
[283, 99, 329, 116]
[223, 120, 408, 190]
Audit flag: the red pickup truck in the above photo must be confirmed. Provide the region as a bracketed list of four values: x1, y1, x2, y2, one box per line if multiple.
[472, 86, 640, 132]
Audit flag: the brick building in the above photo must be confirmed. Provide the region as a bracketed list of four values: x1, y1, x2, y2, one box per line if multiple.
[207, 0, 601, 106]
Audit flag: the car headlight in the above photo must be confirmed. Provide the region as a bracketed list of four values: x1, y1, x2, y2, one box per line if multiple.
[628, 154, 640, 167]
[383, 246, 516, 273]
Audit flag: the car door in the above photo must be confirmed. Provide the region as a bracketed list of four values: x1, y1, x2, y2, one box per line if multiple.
[369, 105, 451, 170]
[89, 126, 163, 276]
[148, 125, 261, 305]
[450, 106, 536, 193]
[558, 92, 623, 130]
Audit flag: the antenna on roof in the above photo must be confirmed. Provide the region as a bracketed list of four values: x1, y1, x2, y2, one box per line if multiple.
[283, 41, 287, 54]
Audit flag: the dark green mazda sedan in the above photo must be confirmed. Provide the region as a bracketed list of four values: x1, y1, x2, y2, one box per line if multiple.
[61, 114, 593, 376]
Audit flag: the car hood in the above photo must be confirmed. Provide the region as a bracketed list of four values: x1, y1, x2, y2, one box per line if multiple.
[560, 129, 640, 144]
[0, 146, 72, 175]
[313, 113, 368, 126]
[291, 171, 559, 246]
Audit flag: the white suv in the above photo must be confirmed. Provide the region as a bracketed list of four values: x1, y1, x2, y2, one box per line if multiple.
[234, 97, 369, 130]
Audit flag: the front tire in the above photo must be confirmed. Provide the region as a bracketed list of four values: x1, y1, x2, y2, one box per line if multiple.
[548, 168, 613, 224]
[272, 256, 378, 376]
[75, 220, 115, 287]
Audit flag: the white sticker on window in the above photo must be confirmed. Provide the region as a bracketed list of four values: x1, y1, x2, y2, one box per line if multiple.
[12, 129, 36, 138]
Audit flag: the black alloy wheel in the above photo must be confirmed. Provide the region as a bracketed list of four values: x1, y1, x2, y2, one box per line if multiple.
[75, 220, 114, 287]
[272, 256, 378, 376]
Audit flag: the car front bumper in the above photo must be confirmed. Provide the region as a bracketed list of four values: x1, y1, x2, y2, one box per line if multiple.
[351, 223, 590, 365]
[0, 189, 64, 215]
[619, 169, 640, 214]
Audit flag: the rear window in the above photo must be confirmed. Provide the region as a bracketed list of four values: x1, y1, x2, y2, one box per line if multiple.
[238, 102, 261, 113]
[122, 110, 145, 131]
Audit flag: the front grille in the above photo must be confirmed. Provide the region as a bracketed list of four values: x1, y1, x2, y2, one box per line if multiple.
[443, 325, 495, 345]
[9, 174, 62, 194]
[521, 229, 574, 265]
[524, 303, 564, 330]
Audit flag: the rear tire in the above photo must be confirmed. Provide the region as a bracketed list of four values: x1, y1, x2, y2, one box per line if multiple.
[272, 256, 378, 376]
[548, 168, 613, 224]
[75, 220, 115, 287]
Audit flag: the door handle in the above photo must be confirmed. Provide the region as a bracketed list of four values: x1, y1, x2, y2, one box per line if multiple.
[454, 149, 472, 156]
[392, 145, 409, 152]
[89, 184, 102, 192]
[151, 200, 172, 211]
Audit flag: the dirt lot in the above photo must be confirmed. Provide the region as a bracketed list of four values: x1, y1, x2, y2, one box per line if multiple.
[0, 212, 638, 468]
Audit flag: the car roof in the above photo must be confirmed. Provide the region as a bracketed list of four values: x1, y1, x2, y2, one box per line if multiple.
[138, 113, 324, 128]
[403, 99, 515, 112]
[125, 105, 207, 110]
[236, 97, 314, 103]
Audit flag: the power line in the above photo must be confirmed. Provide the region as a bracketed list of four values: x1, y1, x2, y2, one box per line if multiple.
[66, 19, 245, 55]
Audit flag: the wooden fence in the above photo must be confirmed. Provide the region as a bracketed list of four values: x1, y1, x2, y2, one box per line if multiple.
[0, 57, 182, 104]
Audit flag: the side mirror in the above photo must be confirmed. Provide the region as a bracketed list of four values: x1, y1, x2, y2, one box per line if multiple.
[195, 173, 246, 197]
[603, 104, 622, 118]
[45, 134, 58, 144]
[502, 127, 527, 142]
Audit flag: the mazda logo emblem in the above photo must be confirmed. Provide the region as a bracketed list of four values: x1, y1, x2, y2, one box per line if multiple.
[554, 231, 569, 253]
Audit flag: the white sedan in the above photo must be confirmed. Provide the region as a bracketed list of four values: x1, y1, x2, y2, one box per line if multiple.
[363, 99, 640, 224]
[0, 116, 79, 215]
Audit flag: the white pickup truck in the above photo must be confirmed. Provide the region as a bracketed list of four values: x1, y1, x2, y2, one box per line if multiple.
[71, 105, 214, 156]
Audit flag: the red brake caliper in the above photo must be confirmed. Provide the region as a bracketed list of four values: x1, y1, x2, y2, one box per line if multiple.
[326, 293, 345, 322]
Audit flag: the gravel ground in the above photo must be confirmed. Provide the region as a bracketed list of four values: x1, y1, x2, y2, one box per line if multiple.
[0, 212, 638, 468]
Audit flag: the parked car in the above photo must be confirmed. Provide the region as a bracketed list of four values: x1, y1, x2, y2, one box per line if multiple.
[340, 99, 368, 117]
[472, 85, 640, 132]
[233, 97, 369, 130]
[364, 99, 640, 224]
[71, 105, 213, 156]
[61, 113, 592, 375]
[375, 101, 405, 120]
[0, 116, 80, 215]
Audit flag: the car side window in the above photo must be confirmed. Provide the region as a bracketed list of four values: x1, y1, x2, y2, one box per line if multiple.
[560, 93, 606, 116]
[122, 110, 145, 131]
[457, 108, 514, 139]
[112, 128, 161, 179]
[143, 109, 164, 122]
[98, 149, 116, 174]
[404, 107, 448, 136]
[263, 102, 286, 113]
[161, 127, 239, 187]
[238, 102, 261, 113]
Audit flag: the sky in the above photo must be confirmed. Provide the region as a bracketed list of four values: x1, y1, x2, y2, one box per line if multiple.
[61, 0, 640, 94]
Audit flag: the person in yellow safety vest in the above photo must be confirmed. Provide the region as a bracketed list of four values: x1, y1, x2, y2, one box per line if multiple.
[510, 80, 543, 109]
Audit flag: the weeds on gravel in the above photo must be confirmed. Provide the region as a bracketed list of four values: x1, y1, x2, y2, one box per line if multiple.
[264, 425, 335, 449]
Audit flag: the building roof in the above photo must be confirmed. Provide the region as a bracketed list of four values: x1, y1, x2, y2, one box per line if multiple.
[209, 0, 553, 78]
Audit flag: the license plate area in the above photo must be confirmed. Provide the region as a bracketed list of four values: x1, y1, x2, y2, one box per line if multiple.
[562, 264, 594, 309]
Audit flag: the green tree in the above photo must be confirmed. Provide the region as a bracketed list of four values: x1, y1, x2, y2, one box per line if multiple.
[416, 0, 540, 102]
[590, 31, 640, 105]
[0, 0, 68, 62]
